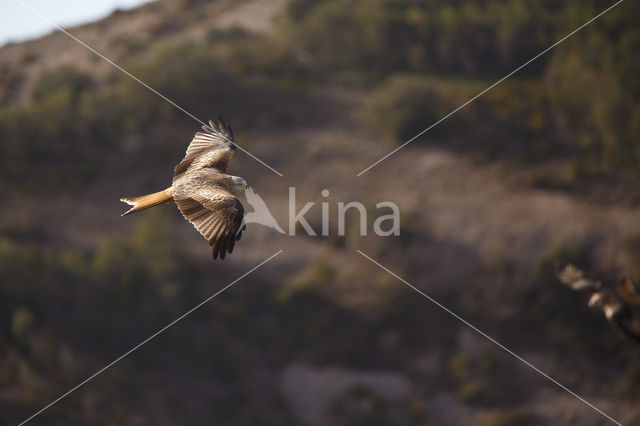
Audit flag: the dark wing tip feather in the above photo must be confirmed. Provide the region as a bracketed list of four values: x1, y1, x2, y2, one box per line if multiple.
[220, 232, 228, 260]
[212, 237, 221, 260]
[227, 232, 236, 254]
[215, 201, 244, 260]
[200, 117, 235, 151]
[202, 120, 214, 133]
[203, 118, 223, 134]
[214, 232, 228, 260]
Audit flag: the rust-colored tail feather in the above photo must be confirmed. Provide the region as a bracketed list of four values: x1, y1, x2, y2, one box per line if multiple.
[120, 187, 174, 216]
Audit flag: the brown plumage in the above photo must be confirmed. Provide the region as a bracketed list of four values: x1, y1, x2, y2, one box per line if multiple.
[121, 118, 247, 260]
[557, 264, 640, 344]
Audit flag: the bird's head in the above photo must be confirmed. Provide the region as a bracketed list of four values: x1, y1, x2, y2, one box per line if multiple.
[229, 176, 248, 194]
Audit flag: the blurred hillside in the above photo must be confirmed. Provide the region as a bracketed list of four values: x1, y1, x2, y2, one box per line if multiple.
[1, 0, 639, 425]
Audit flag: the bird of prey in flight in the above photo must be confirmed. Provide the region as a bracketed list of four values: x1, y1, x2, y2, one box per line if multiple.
[121, 118, 247, 260]
[557, 264, 640, 344]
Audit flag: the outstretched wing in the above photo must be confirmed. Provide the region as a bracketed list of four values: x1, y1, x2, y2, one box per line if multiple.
[175, 186, 245, 260]
[557, 264, 602, 293]
[173, 118, 236, 181]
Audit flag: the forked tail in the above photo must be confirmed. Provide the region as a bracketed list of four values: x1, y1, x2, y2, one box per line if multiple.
[120, 187, 174, 216]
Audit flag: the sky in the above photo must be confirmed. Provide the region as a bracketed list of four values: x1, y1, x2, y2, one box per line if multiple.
[1, 0, 150, 46]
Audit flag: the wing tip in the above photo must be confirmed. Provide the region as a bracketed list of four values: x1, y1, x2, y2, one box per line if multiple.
[198, 117, 235, 151]
[202, 117, 233, 136]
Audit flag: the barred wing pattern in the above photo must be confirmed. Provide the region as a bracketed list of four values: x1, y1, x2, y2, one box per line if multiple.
[174, 118, 236, 180]
[175, 186, 245, 260]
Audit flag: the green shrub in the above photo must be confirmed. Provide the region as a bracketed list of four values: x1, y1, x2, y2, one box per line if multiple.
[330, 385, 390, 426]
[0, 66, 118, 190]
[368, 74, 478, 142]
[31, 66, 93, 103]
[0, 62, 22, 104]
[11, 307, 36, 340]
[279, 0, 560, 78]
[456, 381, 485, 404]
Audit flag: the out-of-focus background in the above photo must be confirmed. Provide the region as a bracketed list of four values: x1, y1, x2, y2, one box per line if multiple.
[1, 0, 639, 424]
